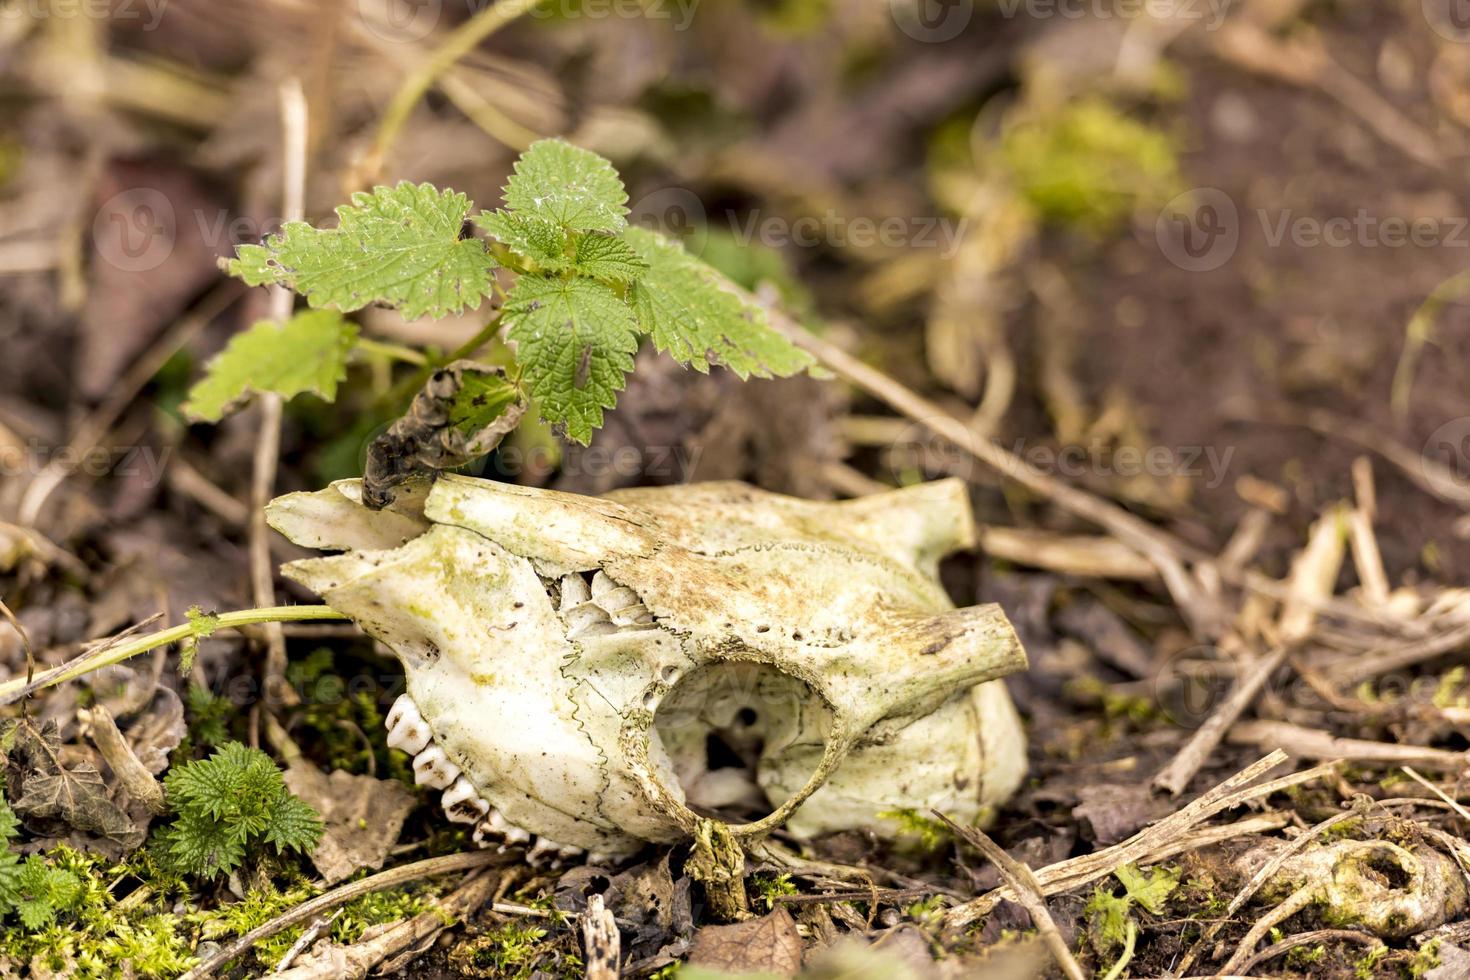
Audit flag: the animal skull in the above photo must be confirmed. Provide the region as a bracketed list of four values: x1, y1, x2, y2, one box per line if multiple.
[267, 475, 1028, 862]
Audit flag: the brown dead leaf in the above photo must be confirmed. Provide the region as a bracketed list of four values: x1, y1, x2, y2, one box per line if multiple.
[688, 907, 803, 978]
[3, 717, 137, 845]
[120, 687, 186, 776]
[605, 852, 683, 961]
[1072, 783, 1170, 846]
[283, 765, 417, 884]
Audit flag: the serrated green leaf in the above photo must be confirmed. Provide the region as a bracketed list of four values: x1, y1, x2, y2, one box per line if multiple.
[1115, 863, 1178, 914]
[503, 276, 639, 444]
[473, 209, 568, 267]
[159, 812, 247, 879]
[11, 857, 80, 930]
[570, 232, 647, 283]
[262, 795, 323, 856]
[182, 311, 359, 424]
[623, 227, 814, 378]
[1084, 885, 1131, 951]
[159, 742, 321, 878]
[0, 788, 19, 843]
[447, 370, 523, 437]
[502, 139, 628, 232]
[225, 182, 497, 319]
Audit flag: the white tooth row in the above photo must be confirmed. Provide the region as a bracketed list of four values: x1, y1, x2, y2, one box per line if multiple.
[559, 571, 655, 640]
[387, 695, 586, 867]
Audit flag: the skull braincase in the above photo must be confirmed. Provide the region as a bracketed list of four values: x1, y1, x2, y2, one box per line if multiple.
[267, 474, 1028, 858]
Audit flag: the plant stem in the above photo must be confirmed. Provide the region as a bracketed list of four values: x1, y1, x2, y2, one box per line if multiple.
[364, 0, 546, 182]
[356, 336, 429, 365]
[0, 606, 346, 705]
[1100, 919, 1137, 980]
[380, 312, 509, 412]
[444, 311, 506, 363]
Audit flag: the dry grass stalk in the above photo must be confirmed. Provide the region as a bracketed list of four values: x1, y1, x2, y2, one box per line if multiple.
[934, 813, 1086, 980]
[944, 753, 1337, 929]
[1227, 723, 1469, 769]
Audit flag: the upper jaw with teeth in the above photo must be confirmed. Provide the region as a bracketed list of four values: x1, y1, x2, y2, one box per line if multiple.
[267, 474, 1028, 859]
[387, 691, 581, 862]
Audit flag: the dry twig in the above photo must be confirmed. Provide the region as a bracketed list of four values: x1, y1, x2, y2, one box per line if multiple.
[944, 753, 1335, 929]
[179, 850, 504, 980]
[76, 704, 166, 814]
[1228, 723, 1469, 769]
[252, 78, 308, 710]
[1152, 645, 1291, 795]
[934, 813, 1086, 980]
[581, 893, 620, 980]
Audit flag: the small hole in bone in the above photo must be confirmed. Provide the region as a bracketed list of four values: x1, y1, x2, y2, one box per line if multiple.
[660, 666, 679, 683]
[736, 707, 758, 727]
[755, 625, 770, 633]
[704, 732, 748, 771]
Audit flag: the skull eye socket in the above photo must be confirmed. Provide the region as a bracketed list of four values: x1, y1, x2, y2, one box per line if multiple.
[652, 662, 832, 824]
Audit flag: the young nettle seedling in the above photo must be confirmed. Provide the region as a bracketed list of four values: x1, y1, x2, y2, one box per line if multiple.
[185, 138, 814, 451]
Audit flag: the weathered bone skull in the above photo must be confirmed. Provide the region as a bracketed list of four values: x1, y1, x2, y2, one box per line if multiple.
[267, 475, 1028, 862]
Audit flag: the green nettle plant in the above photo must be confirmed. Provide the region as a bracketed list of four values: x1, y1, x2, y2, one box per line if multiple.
[154, 742, 322, 879]
[183, 138, 814, 447]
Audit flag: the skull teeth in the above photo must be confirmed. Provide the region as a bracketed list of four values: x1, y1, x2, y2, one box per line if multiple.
[442, 776, 490, 824]
[526, 837, 584, 866]
[559, 573, 592, 609]
[412, 744, 461, 790]
[386, 690, 600, 864]
[561, 571, 655, 639]
[386, 694, 431, 754]
[488, 808, 532, 844]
